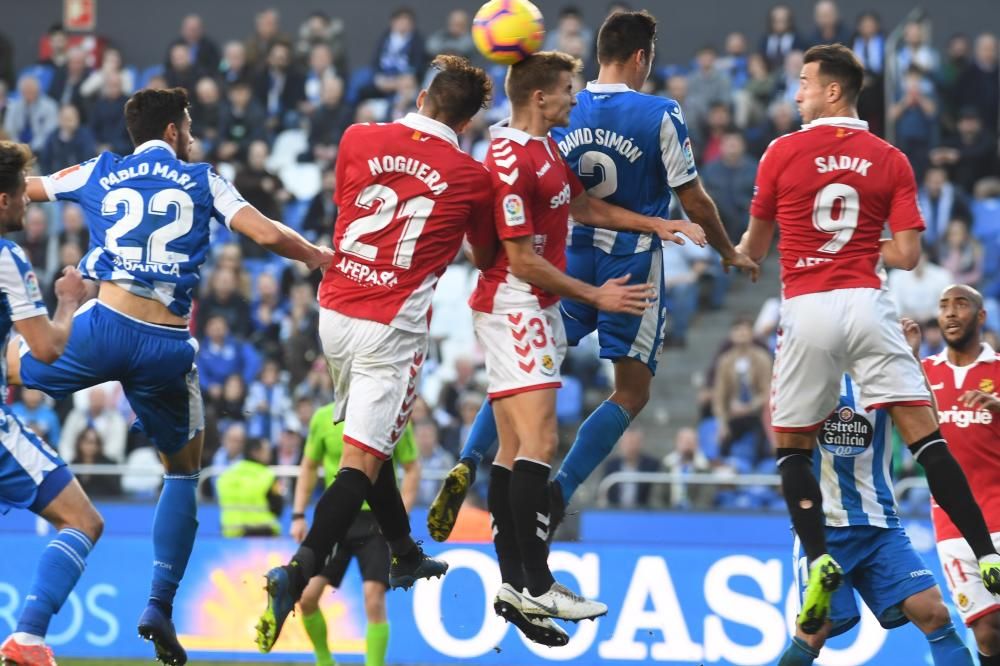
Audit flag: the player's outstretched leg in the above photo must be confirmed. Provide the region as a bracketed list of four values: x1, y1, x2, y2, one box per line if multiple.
[2, 476, 103, 666]
[554, 398, 634, 503]
[428, 400, 497, 542]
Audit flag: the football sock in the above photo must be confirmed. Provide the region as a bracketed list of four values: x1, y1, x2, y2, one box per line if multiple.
[777, 636, 819, 666]
[510, 458, 555, 596]
[366, 621, 389, 666]
[911, 433, 997, 559]
[294, 468, 371, 596]
[301, 610, 335, 666]
[16, 528, 94, 637]
[980, 652, 1000, 665]
[776, 448, 828, 563]
[488, 464, 525, 591]
[368, 462, 416, 559]
[926, 623, 975, 666]
[555, 400, 632, 503]
[149, 472, 199, 615]
[459, 401, 498, 473]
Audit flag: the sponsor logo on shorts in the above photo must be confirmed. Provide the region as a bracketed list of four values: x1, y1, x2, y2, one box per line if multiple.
[819, 406, 874, 457]
[540, 354, 555, 376]
[980, 378, 995, 393]
[909, 568, 932, 578]
[503, 194, 525, 226]
[956, 592, 972, 611]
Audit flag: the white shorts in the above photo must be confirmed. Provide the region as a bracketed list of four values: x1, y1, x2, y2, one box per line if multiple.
[473, 304, 566, 399]
[936, 532, 1000, 626]
[771, 288, 931, 431]
[319, 308, 426, 459]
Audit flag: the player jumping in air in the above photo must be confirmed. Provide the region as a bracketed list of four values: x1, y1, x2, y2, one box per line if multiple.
[254, 55, 498, 653]
[0, 142, 102, 666]
[736, 44, 1000, 635]
[427, 9, 757, 545]
[16, 88, 332, 665]
[911, 285, 1000, 666]
[778, 370, 975, 665]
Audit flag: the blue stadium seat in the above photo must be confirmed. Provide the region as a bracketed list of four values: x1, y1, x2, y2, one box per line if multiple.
[697, 417, 720, 461]
[282, 199, 310, 232]
[346, 66, 374, 105]
[972, 196, 1000, 243]
[137, 64, 165, 90]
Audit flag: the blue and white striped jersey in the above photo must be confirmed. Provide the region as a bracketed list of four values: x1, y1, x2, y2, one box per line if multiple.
[551, 82, 698, 255]
[39, 140, 249, 318]
[0, 239, 47, 397]
[815, 375, 899, 529]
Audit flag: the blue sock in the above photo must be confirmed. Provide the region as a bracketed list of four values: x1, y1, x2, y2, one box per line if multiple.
[554, 400, 631, 503]
[777, 636, 819, 666]
[459, 401, 497, 466]
[927, 623, 975, 666]
[149, 473, 199, 615]
[17, 528, 93, 637]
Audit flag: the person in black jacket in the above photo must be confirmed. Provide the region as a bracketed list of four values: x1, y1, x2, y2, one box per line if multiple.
[168, 14, 221, 74]
[306, 74, 352, 167]
[364, 8, 427, 101]
[601, 428, 661, 509]
[252, 41, 305, 134]
[40, 104, 95, 174]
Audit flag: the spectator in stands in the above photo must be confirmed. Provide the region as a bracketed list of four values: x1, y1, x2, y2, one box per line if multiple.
[170, 14, 221, 74]
[44, 241, 83, 310]
[774, 49, 805, 107]
[88, 70, 131, 155]
[759, 4, 805, 70]
[190, 76, 225, 156]
[303, 44, 338, 112]
[685, 46, 732, 125]
[72, 427, 122, 498]
[245, 8, 292, 66]
[698, 102, 733, 165]
[39, 23, 69, 68]
[449, 392, 485, 458]
[887, 252, 954, 321]
[59, 384, 129, 464]
[218, 81, 267, 163]
[80, 47, 134, 101]
[4, 75, 58, 151]
[415, 419, 454, 507]
[930, 107, 999, 194]
[16, 206, 52, 280]
[294, 358, 335, 407]
[427, 9, 475, 60]
[662, 241, 709, 347]
[212, 422, 247, 472]
[919, 166, 971, 252]
[57, 202, 88, 250]
[662, 427, 713, 509]
[48, 47, 89, 113]
[602, 427, 661, 509]
[219, 41, 252, 90]
[306, 74, 352, 168]
[437, 357, 479, 422]
[734, 53, 776, 128]
[199, 315, 262, 401]
[234, 141, 290, 258]
[543, 6, 594, 55]
[955, 33, 999, 134]
[748, 99, 797, 157]
[245, 358, 292, 443]
[712, 318, 772, 462]
[387, 73, 419, 121]
[896, 21, 939, 80]
[367, 7, 427, 101]
[280, 281, 321, 386]
[198, 267, 252, 338]
[165, 42, 203, 95]
[938, 34, 972, 130]
[807, 0, 849, 47]
[213, 242, 253, 296]
[253, 40, 306, 133]
[216, 436, 283, 537]
[296, 11, 347, 75]
[701, 130, 757, 240]
[249, 272, 285, 358]
[940, 219, 984, 286]
[852, 11, 884, 75]
[214, 374, 248, 430]
[718, 32, 750, 90]
[889, 68, 938, 180]
[40, 104, 95, 175]
[12, 388, 60, 446]
[302, 167, 336, 241]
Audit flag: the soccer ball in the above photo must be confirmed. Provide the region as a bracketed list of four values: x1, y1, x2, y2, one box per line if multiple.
[472, 0, 545, 65]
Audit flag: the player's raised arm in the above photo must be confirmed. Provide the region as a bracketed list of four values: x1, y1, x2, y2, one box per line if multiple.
[25, 176, 48, 202]
[229, 206, 333, 272]
[569, 191, 707, 247]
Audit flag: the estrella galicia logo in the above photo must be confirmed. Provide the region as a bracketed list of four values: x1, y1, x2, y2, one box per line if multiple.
[819, 405, 874, 457]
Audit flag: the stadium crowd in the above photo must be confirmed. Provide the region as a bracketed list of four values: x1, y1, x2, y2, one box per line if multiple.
[0, 1, 997, 513]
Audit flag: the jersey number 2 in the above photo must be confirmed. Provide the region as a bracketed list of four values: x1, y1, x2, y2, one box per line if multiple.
[578, 150, 618, 198]
[102, 188, 194, 264]
[340, 185, 435, 269]
[812, 183, 860, 254]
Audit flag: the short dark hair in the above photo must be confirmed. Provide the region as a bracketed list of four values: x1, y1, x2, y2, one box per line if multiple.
[0, 141, 32, 196]
[424, 55, 493, 127]
[506, 51, 582, 107]
[597, 10, 656, 65]
[803, 44, 864, 105]
[124, 87, 190, 147]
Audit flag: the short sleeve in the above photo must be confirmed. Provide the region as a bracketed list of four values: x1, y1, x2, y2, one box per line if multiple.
[750, 139, 782, 221]
[886, 149, 926, 234]
[659, 101, 698, 188]
[39, 157, 101, 203]
[0, 245, 47, 321]
[490, 149, 535, 241]
[209, 170, 250, 229]
[303, 408, 327, 462]
[392, 423, 419, 465]
[466, 172, 498, 247]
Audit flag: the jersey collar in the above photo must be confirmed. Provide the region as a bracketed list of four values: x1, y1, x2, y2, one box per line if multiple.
[489, 119, 546, 145]
[801, 116, 869, 131]
[132, 139, 176, 157]
[586, 81, 633, 93]
[928, 342, 998, 366]
[398, 112, 459, 149]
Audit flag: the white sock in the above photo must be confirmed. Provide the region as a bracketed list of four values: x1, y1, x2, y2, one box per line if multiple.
[10, 632, 44, 646]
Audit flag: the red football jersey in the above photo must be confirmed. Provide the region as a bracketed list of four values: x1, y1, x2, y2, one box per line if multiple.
[319, 114, 494, 332]
[750, 117, 925, 298]
[922, 345, 1000, 541]
[469, 123, 584, 314]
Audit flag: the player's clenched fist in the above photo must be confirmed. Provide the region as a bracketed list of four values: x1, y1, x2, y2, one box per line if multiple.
[53, 266, 87, 305]
[593, 274, 655, 315]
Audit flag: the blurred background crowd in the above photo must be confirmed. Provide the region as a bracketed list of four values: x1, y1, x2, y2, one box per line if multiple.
[1, 1, 997, 519]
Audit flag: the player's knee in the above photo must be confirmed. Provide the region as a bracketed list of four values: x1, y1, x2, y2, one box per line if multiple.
[79, 505, 104, 543]
[972, 613, 1000, 653]
[610, 387, 649, 418]
[365, 587, 387, 622]
[299, 593, 320, 614]
[917, 602, 953, 634]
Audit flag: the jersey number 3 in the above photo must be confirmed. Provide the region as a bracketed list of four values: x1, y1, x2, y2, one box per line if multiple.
[102, 188, 194, 264]
[340, 184, 435, 269]
[812, 183, 860, 254]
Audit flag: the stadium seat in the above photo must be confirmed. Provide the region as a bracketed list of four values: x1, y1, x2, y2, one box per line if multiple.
[697, 418, 720, 461]
[282, 199, 310, 232]
[972, 196, 1000, 243]
[345, 66, 374, 105]
[137, 64, 164, 90]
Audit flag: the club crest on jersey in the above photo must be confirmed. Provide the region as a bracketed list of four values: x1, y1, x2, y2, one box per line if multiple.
[956, 592, 972, 611]
[503, 194, 525, 226]
[819, 405, 874, 457]
[540, 354, 556, 376]
[980, 378, 995, 394]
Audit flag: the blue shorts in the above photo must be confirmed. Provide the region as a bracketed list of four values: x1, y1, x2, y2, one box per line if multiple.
[0, 407, 72, 514]
[20, 300, 204, 455]
[794, 525, 937, 637]
[561, 245, 667, 374]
